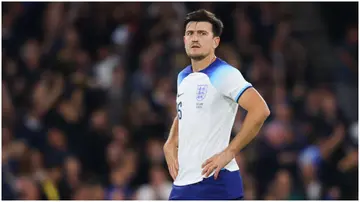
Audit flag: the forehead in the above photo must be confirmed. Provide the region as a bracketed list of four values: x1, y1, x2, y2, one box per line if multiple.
[185, 21, 212, 32]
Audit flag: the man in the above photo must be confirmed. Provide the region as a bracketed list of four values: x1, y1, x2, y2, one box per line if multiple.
[164, 9, 270, 200]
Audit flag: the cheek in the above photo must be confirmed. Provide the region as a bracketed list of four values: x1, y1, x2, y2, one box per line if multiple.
[185, 42, 190, 48]
[184, 38, 190, 45]
[203, 42, 213, 51]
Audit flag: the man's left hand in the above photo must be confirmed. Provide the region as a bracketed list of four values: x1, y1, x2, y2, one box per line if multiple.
[201, 149, 235, 180]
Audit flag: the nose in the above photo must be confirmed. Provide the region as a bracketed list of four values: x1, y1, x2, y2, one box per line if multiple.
[191, 34, 199, 42]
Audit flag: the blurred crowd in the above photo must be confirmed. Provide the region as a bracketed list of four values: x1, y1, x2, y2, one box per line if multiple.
[2, 2, 358, 200]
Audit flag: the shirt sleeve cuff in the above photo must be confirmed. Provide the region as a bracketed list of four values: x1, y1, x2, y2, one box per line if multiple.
[235, 84, 253, 103]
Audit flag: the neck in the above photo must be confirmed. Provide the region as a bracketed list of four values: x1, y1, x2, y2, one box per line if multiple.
[191, 53, 216, 72]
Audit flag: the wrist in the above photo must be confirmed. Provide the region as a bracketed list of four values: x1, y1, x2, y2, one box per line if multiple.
[225, 147, 237, 158]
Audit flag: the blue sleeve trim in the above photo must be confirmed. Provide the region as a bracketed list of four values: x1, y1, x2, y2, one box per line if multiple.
[235, 84, 253, 103]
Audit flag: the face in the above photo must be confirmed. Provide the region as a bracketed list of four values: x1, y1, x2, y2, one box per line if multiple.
[184, 21, 220, 60]
[65, 156, 81, 175]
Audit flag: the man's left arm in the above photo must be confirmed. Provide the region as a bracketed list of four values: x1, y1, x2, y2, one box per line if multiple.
[226, 87, 270, 155]
[202, 69, 270, 179]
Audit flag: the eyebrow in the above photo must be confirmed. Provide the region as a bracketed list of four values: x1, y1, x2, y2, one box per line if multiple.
[185, 29, 209, 33]
[185, 22, 209, 34]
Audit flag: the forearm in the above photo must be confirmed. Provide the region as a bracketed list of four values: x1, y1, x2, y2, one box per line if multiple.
[164, 117, 180, 180]
[226, 108, 269, 155]
[164, 116, 179, 149]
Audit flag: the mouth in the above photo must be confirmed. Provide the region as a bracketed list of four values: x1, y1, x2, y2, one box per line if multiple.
[191, 45, 201, 48]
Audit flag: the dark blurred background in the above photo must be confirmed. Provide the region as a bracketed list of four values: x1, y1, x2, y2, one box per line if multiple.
[2, 2, 358, 200]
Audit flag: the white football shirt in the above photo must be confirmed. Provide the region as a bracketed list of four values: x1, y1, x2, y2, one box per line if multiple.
[174, 58, 252, 186]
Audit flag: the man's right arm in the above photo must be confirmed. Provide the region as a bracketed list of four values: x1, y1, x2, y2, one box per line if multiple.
[164, 116, 179, 180]
[165, 116, 179, 147]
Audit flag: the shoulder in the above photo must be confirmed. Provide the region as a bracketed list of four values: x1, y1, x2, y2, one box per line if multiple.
[178, 65, 192, 77]
[203, 58, 243, 86]
[177, 65, 192, 86]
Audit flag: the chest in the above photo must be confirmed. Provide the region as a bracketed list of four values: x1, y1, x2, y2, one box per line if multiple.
[176, 74, 220, 117]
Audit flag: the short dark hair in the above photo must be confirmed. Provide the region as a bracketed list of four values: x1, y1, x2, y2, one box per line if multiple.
[184, 9, 224, 37]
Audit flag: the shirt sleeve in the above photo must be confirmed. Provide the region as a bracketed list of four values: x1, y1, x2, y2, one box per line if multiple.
[212, 66, 252, 103]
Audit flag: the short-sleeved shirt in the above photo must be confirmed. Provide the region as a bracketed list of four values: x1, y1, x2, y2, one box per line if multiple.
[175, 57, 252, 186]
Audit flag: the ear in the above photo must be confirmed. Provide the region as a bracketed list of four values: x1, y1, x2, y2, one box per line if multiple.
[213, 37, 220, 49]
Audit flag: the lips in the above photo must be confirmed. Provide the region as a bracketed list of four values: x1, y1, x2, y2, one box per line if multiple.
[191, 45, 200, 48]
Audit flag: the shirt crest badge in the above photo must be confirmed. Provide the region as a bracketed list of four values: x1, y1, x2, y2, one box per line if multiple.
[196, 84, 208, 101]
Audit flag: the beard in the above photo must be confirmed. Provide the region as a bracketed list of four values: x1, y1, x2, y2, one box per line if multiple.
[187, 52, 209, 61]
[189, 55, 206, 61]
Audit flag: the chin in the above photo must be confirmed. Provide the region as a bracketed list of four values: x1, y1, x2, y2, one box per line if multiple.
[188, 53, 206, 61]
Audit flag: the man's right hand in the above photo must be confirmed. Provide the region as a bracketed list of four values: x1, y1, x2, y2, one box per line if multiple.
[164, 143, 179, 181]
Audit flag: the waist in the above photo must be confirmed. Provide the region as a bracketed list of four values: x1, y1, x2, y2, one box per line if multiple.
[170, 169, 244, 200]
[174, 159, 239, 186]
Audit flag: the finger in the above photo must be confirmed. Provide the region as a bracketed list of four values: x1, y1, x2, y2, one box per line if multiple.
[214, 167, 221, 180]
[172, 164, 178, 179]
[205, 164, 218, 177]
[168, 166, 173, 179]
[201, 163, 214, 175]
[175, 159, 179, 170]
[174, 166, 178, 178]
[169, 166, 175, 180]
[172, 171, 177, 180]
[205, 165, 218, 177]
[202, 157, 214, 168]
